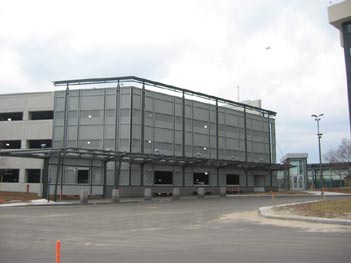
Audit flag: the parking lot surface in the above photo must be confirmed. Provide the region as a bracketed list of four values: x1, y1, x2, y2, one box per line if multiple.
[0, 196, 350, 263]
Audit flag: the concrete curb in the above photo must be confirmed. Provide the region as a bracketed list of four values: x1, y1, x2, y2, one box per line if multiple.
[0, 199, 140, 208]
[0, 195, 312, 208]
[258, 201, 351, 226]
[1, 194, 350, 208]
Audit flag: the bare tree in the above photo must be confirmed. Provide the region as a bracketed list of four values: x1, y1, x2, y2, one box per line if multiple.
[324, 138, 351, 186]
[324, 138, 351, 163]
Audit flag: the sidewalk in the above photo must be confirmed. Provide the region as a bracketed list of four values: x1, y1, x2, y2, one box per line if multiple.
[305, 190, 349, 196]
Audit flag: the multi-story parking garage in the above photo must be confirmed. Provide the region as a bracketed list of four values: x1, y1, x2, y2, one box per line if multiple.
[0, 92, 53, 193]
[0, 76, 284, 198]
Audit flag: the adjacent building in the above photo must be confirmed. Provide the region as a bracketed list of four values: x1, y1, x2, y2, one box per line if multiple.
[278, 153, 308, 191]
[0, 76, 281, 198]
[0, 92, 53, 193]
[328, 0, 351, 130]
[278, 153, 351, 190]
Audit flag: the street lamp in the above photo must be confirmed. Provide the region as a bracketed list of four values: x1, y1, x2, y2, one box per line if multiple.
[311, 114, 324, 197]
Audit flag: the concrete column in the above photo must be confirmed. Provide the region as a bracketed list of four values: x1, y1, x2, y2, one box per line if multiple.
[144, 188, 152, 201]
[23, 111, 29, 121]
[197, 187, 205, 199]
[172, 188, 180, 200]
[111, 189, 120, 203]
[18, 168, 26, 183]
[80, 189, 88, 204]
[219, 186, 226, 197]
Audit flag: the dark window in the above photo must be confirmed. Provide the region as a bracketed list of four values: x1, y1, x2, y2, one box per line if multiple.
[77, 169, 89, 184]
[28, 140, 52, 149]
[154, 171, 173, 185]
[226, 174, 239, 185]
[0, 169, 19, 183]
[0, 112, 23, 121]
[29, 111, 53, 120]
[347, 23, 351, 33]
[0, 140, 21, 149]
[26, 169, 41, 183]
[193, 172, 209, 185]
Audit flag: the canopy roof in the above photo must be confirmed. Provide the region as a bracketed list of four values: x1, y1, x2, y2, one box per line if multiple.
[0, 147, 287, 171]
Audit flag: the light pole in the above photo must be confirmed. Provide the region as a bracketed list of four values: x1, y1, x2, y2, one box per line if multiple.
[311, 114, 324, 197]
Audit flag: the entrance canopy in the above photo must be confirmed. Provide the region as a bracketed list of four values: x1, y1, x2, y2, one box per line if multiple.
[0, 147, 288, 171]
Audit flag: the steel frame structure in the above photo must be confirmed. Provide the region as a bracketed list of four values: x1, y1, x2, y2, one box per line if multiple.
[0, 76, 282, 199]
[0, 147, 289, 199]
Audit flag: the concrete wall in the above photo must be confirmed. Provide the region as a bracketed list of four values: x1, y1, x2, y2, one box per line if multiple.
[0, 92, 53, 194]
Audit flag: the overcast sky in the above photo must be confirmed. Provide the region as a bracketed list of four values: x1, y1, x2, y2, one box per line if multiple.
[0, 0, 349, 163]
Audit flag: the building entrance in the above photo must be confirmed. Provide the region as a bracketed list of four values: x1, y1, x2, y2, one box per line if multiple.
[291, 175, 304, 190]
[254, 175, 265, 192]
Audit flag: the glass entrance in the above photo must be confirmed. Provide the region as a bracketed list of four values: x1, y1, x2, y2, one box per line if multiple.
[291, 175, 304, 190]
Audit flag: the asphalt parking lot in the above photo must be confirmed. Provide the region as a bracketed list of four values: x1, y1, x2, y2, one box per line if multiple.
[0, 196, 350, 263]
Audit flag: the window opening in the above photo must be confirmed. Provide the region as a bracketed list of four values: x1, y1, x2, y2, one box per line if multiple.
[0, 140, 21, 149]
[26, 169, 41, 183]
[193, 172, 209, 185]
[77, 169, 89, 184]
[0, 169, 19, 183]
[0, 112, 23, 121]
[226, 174, 239, 185]
[28, 140, 52, 149]
[154, 171, 173, 185]
[29, 111, 53, 120]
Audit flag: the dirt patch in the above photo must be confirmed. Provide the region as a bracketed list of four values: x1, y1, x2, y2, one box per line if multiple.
[0, 191, 104, 203]
[228, 191, 312, 195]
[218, 210, 351, 233]
[273, 198, 351, 220]
[0, 191, 41, 202]
[274, 191, 312, 195]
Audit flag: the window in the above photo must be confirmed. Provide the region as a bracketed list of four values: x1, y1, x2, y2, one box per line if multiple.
[193, 172, 209, 185]
[26, 169, 41, 183]
[0, 169, 19, 183]
[29, 111, 53, 120]
[154, 171, 173, 185]
[226, 174, 239, 185]
[0, 140, 21, 149]
[347, 23, 351, 33]
[28, 140, 52, 149]
[0, 112, 23, 121]
[77, 169, 89, 184]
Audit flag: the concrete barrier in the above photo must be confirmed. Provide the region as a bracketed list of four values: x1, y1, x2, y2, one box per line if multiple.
[219, 186, 226, 197]
[144, 188, 152, 200]
[80, 190, 88, 204]
[197, 187, 204, 199]
[172, 188, 180, 200]
[111, 189, 120, 203]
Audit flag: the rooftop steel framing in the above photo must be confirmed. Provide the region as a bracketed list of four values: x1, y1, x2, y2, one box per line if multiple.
[53, 76, 276, 116]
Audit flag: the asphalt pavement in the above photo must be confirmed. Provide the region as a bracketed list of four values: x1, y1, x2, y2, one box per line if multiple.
[0, 196, 350, 263]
